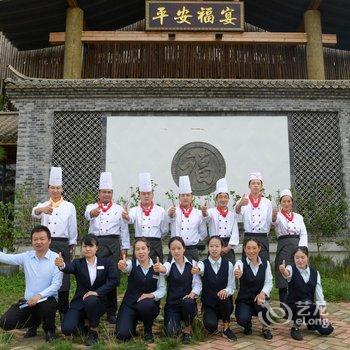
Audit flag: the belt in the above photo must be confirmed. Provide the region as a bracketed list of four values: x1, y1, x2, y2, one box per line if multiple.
[278, 235, 300, 241]
[97, 235, 120, 239]
[185, 245, 198, 249]
[51, 237, 68, 242]
[145, 237, 161, 242]
[244, 232, 268, 237]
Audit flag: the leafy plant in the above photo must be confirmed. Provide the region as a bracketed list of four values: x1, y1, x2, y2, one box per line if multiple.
[0, 201, 21, 252]
[293, 184, 348, 254]
[14, 182, 38, 239]
[69, 190, 97, 238]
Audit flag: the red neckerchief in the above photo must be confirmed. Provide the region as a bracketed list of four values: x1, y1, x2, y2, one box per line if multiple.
[249, 194, 262, 208]
[216, 206, 228, 218]
[281, 209, 294, 222]
[141, 202, 154, 216]
[180, 204, 193, 218]
[98, 200, 113, 213]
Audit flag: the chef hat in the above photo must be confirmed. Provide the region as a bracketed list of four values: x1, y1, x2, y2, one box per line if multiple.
[178, 175, 192, 194]
[249, 171, 263, 182]
[214, 178, 229, 197]
[99, 172, 113, 190]
[280, 189, 292, 199]
[49, 167, 62, 186]
[139, 172, 152, 192]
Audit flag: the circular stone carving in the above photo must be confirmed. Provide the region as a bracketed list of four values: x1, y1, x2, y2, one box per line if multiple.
[171, 142, 226, 196]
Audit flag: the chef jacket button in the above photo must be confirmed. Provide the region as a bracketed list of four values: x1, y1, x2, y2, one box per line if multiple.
[48, 222, 51, 224]
[182, 220, 184, 222]
[106, 221, 108, 223]
[148, 218, 150, 221]
[181, 228, 184, 230]
[142, 226, 145, 229]
[148, 227, 150, 229]
[187, 228, 189, 230]
[224, 227, 227, 229]
[225, 221, 227, 223]
[219, 227, 221, 229]
[54, 223, 56, 225]
[219, 219, 221, 222]
[252, 208, 255, 210]
[56, 213, 58, 216]
[186, 237, 188, 240]
[258, 207, 261, 210]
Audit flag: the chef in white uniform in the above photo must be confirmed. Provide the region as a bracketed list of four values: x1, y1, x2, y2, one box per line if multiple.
[201, 178, 239, 264]
[85, 171, 130, 324]
[167, 175, 207, 261]
[32, 166, 77, 319]
[235, 172, 273, 261]
[122, 172, 168, 262]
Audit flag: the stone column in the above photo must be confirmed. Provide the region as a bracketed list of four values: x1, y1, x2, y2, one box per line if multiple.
[304, 9, 325, 80]
[63, 7, 84, 79]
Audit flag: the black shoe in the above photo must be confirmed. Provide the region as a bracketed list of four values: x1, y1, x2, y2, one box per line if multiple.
[291, 326, 303, 341]
[144, 332, 154, 344]
[262, 328, 273, 340]
[24, 327, 37, 338]
[243, 325, 252, 335]
[182, 332, 191, 344]
[223, 327, 237, 341]
[85, 330, 99, 346]
[45, 330, 56, 342]
[307, 324, 316, 331]
[107, 314, 117, 324]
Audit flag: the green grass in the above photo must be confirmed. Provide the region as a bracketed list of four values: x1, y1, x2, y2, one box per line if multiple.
[0, 261, 349, 349]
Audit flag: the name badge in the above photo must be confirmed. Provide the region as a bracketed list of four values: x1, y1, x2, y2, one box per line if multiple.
[152, 274, 159, 279]
[97, 266, 105, 270]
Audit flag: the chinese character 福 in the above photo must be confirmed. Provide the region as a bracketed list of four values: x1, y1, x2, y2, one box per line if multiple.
[197, 7, 214, 24]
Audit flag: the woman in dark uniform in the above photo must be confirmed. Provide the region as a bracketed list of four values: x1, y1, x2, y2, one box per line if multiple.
[279, 246, 334, 340]
[234, 238, 273, 339]
[116, 238, 166, 344]
[192, 235, 236, 341]
[153, 236, 201, 344]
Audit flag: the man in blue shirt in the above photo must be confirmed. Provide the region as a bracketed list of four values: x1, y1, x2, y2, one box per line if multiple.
[0, 225, 63, 342]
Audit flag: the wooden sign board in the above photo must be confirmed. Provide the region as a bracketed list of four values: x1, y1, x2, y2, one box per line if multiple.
[146, 1, 244, 31]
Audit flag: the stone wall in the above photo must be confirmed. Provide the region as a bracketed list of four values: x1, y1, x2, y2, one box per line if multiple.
[4, 78, 350, 229]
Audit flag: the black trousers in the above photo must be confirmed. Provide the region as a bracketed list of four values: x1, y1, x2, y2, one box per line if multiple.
[235, 301, 271, 328]
[202, 298, 233, 334]
[164, 299, 197, 336]
[116, 299, 160, 341]
[289, 302, 334, 335]
[0, 297, 57, 332]
[61, 296, 106, 335]
[96, 235, 121, 317]
[146, 238, 163, 263]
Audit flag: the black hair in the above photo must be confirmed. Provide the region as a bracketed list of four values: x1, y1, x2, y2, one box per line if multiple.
[31, 225, 51, 240]
[81, 234, 99, 247]
[280, 195, 293, 203]
[243, 237, 261, 248]
[168, 236, 186, 249]
[133, 237, 151, 250]
[248, 180, 263, 186]
[292, 246, 309, 257]
[208, 235, 224, 247]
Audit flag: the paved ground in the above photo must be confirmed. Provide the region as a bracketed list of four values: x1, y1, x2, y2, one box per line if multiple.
[183, 302, 350, 350]
[5, 302, 350, 349]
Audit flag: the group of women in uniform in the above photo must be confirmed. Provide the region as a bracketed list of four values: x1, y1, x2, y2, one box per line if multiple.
[54, 171, 334, 345]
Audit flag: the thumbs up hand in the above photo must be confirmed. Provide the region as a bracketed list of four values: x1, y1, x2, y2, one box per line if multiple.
[234, 264, 243, 279]
[201, 202, 208, 217]
[118, 254, 127, 271]
[90, 207, 101, 218]
[279, 259, 289, 276]
[168, 206, 176, 218]
[122, 208, 130, 221]
[153, 256, 166, 273]
[241, 194, 249, 206]
[191, 261, 200, 275]
[54, 252, 65, 268]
